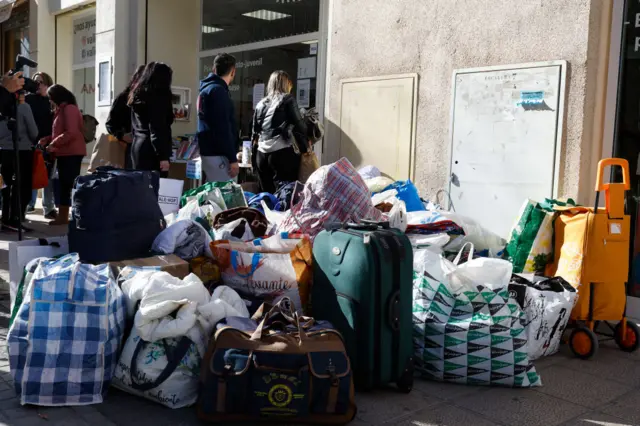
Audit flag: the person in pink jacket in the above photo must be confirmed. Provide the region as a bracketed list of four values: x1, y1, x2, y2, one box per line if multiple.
[38, 84, 86, 226]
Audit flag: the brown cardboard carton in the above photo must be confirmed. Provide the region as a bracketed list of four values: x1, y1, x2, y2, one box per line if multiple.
[110, 254, 190, 280]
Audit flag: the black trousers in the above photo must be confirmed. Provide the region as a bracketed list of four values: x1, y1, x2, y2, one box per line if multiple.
[131, 140, 168, 178]
[56, 155, 83, 206]
[255, 146, 300, 194]
[1, 150, 33, 225]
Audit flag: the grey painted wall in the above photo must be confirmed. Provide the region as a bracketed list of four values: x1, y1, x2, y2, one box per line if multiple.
[324, 0, 606, 203]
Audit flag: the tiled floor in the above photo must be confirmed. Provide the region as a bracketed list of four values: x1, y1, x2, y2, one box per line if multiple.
[0, 212, 638, 425]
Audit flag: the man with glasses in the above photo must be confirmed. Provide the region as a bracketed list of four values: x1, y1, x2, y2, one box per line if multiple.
[26, 72, 57, 219]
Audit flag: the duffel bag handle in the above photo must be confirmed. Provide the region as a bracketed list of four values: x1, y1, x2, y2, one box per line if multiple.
[129, 335, 193, 392]
[250, 298, 296, 340]
[250, 298, 309, 342]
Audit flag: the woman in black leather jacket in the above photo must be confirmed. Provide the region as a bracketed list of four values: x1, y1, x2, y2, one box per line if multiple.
[251, 70, 308, 193]
[128, 62, 174, 176]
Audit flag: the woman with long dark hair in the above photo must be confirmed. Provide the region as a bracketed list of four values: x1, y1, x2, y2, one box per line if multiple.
[252, 70, 308, 193]
[38, 84, 86, 226]
[106, 65, 145, 169]
[128, 62, 174, 176]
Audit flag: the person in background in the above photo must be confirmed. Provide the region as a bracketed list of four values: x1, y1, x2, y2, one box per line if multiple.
[197, 53, 240, 182]
[38, 85, 86, 226]
[0, 92, 38, 232]
[128, 62, 174, 176]
[251, 70, 308, 194]
[25, 71, 56, 218]
[106, 65, 145, 169]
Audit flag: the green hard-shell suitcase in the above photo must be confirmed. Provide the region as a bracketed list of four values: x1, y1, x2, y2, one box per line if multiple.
[312, 221, 414, 392]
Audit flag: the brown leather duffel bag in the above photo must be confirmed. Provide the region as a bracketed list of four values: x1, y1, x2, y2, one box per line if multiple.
[197, 299, 357, 424]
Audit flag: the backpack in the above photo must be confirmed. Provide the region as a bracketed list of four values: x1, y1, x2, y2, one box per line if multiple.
[82, 114, 99, 143]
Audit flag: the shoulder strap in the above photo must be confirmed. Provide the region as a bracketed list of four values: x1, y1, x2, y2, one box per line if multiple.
[129, 336, 194, 392]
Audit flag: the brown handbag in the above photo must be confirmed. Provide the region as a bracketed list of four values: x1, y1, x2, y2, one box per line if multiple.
[197, 299, 357, 424]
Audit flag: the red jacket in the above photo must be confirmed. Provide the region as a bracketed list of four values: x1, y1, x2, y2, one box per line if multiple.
[41, 103, 87, 157]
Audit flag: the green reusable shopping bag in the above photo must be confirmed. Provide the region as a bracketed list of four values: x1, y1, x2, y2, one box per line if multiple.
[180, 181, 246, 210]
[504, 198, 576, 274]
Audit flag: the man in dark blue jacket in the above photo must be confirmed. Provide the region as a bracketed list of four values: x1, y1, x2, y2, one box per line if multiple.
[197, 53, 239, 182]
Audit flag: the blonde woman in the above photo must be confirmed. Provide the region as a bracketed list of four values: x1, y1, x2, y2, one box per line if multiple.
[251, 70, 308, 193]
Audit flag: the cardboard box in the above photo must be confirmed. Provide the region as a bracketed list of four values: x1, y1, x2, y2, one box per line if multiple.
[110, 254, 190, 280]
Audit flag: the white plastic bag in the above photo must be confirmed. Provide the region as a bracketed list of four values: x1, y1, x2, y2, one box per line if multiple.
[211, 235, 313, 313]
[448, 248, 513, 293]
[177, 199, 203, 222]
[114, 271, 249, 408]
[215, 218, 256, 242]
[406, 210, 506, 254]
[365, 176, 394, 194]
[441, 212, 506, 254]
[387, 199, 407, 232]
[371, 189, 407, 232]
[509, 275, 577, 360]
[408, 234, 450, 253]
[186, 187, 227, 211]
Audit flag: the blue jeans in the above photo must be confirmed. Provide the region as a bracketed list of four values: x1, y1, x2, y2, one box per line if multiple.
[42, 178, 56, 214]
[27, 180, 56, 214]
[28, 190, 37, 208]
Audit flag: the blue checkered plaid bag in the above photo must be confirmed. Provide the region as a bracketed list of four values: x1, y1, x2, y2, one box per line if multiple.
[7, 253, 127, 406]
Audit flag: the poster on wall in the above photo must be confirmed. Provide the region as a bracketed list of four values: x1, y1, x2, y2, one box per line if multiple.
[73, 14, 96, 68]
[297, 57, 316, 79]
[296, 79, 311, 108]
[252, 83, 265, 109]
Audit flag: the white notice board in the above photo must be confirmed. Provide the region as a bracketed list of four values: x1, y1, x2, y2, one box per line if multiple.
[448, 61, 567, 239]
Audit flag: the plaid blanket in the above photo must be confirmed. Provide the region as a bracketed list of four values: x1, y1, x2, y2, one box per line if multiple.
[8, 253, 126, 406]
[277, 158, 382, 239]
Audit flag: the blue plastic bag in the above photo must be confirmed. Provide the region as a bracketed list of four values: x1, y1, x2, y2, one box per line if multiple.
[381, 180, 425, 212]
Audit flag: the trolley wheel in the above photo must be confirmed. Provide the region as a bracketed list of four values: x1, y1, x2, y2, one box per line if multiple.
[397, 358, 414, 394]
[569, 326, 599, 359]
[396, 370, 413, 394]
[615, 321, 640, 353]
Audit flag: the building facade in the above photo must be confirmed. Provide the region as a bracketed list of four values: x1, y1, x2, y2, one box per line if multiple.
[16, 0, 640, 310]
[20, 0, 616, 200]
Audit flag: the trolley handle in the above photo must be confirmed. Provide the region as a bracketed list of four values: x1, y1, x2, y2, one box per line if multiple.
[595, 158, 630, 192]
[594, 158, 630, 212]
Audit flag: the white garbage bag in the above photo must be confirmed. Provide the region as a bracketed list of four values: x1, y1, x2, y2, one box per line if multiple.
[372, 189, 407, 232]
[113, 271, 248, 408]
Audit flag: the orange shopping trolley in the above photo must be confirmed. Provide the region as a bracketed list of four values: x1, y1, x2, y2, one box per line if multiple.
[549, 158, 639, 359]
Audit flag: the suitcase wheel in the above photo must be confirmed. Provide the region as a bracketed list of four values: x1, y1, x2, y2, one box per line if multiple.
[615, 320, 640, 353]
[397, 366, 413, 393]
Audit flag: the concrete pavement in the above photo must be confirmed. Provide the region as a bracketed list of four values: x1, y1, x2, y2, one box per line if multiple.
[0, 211, 637, 425]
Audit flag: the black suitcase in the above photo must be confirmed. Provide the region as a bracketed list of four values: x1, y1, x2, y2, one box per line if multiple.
[73, 167, 162, 231]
